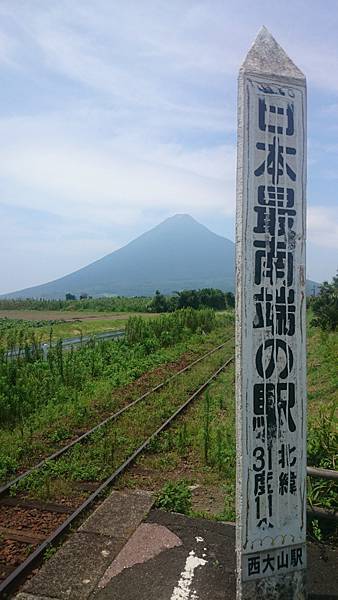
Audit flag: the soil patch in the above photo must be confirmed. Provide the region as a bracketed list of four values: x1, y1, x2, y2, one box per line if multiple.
[0, 310, 158, 322]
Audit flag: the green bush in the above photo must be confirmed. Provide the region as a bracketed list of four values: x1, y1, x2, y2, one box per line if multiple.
[0, 454, 18, 480]
[311, 274, 338, 331]
[125, 308, 216, 346]
[155, 480, 192, 514]
[0, 296, 150, 313]
[147, 288, 235, 313]
[307, 400, 337, 540]
[0, 309, 217, 430]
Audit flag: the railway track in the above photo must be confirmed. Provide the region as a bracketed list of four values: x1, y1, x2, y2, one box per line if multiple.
[0, 340, 234, 597]
[0, 337, 233, 497]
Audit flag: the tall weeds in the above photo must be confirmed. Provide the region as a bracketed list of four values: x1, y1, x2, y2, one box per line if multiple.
[0, 296, 150, 313]
[0, 309, 217, 430]
[125, 308, 216, 346]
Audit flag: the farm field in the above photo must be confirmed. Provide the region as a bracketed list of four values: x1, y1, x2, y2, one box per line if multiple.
[0, 310, 155, 321]
[0, 296, 150, 314]
[0, 311, 160, 347]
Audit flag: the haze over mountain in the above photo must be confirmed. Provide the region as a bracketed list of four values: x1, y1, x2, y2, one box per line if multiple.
[4, 215, 236, 299]
[3, 214, 319, 299]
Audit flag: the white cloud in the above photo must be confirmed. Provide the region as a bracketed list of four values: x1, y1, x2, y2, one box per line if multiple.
[0, 112, 236, 229]
[0, 0, 337, 291]
[307, 206, 338, 250]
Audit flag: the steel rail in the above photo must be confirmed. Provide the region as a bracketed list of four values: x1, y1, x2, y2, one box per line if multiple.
[0, 337, 234, 497]
[306, 466, 338, 481]
[0, 356, 234, 597]
[307, 505, 338, 522]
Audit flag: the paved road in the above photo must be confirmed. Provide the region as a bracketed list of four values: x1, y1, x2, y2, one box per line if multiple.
[60, 329, 124, 348]
[7, 329, 125, 359]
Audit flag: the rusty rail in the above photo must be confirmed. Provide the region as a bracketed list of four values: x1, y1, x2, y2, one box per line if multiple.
[0, 338, 233, 498]
[307, 466, 338, 481]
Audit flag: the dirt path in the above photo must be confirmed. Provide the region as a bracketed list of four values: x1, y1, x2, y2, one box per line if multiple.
[0, 311, 158, 322]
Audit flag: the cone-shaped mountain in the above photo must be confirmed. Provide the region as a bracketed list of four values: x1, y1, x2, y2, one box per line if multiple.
[4, 214, 236, 299]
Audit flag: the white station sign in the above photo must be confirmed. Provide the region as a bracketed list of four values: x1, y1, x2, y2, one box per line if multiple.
[237, 74, 307, 583]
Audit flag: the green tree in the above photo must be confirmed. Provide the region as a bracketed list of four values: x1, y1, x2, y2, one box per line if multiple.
[311, 273, 338, 331]
[199, 288, 226, 310]
[174, 288, 229, 311]
[225, 291, 235, 308]
[176, 290, 200, 309]
[167, 295, 179, 312]
[148, 290, 168, 313]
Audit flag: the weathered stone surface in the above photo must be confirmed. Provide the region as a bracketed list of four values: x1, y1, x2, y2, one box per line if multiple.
[22, 532, 122, 600]
[91, 510, 236, 600]
[236, 26, 307, 598]
[90, 511, 338, 600]
[307, 541, 338, 598]
[18, 490, 154, 600]
[15, 509, 338, 600]
[79, 490, 153, 539]
[98, 522, 182, 587]
[15, 594, 60, 600]
[240, 570, 306, 600]
[241, 26, 305, 82]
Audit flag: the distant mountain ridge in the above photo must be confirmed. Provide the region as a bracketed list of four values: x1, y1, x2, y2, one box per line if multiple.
[3, 214, 318, 299]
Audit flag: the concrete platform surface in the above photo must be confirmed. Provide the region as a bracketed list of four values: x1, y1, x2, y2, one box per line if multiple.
[92, 510, 338, 600]
[16, 490, 154, 600]
[15, 491, 338, 600]
[92, 509, 235, 600]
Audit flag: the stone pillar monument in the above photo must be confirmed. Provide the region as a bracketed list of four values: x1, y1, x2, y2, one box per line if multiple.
[235, 27, 307, 598]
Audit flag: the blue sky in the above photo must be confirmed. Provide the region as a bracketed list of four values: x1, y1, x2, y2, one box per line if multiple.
[0, 0, 337, 294]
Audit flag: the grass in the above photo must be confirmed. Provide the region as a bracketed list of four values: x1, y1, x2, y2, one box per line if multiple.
[9, 339, 233, 501]
[118, 314, 337, 534]
[307, 317, 338, 413]
[0, 312, 233, 483]
[0, 313, 160, 346]
[1, 307, 336, 539]
[0, 296, 151, 313]
[37, 318, 128, 341]
[155, 480, 192, 514]
[306, 317, 338, 541]
[117, 360, 236, 521]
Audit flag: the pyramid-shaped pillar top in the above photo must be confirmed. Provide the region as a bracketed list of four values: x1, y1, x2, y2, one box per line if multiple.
[241, 26, 305, 83]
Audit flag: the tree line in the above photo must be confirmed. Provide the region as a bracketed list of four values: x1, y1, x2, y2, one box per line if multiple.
[0, 289, 235, 313]
[148, 288, 235, 313]
[310, 272, 338, 331]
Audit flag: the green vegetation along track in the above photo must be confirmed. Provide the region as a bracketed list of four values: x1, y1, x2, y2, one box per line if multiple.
[0, 346, 234, 597]
[0, 338, 232, 497]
